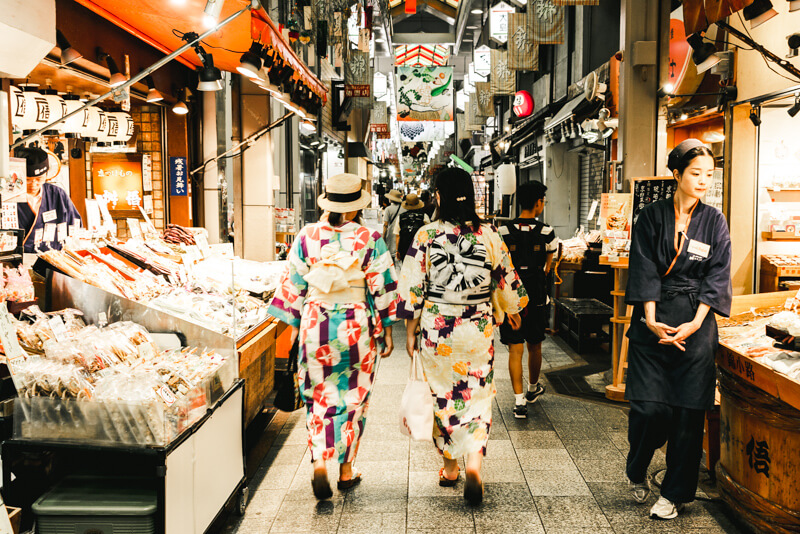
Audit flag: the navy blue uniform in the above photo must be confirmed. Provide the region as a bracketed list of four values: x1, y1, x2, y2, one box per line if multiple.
[624, 198, 731, 504]
[18, 183, 82, 253]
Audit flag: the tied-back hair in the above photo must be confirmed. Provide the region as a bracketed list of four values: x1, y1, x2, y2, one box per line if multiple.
[668, 146, 714, 176]
[433, 167, 482, 232]
[327, 210, 363, 227]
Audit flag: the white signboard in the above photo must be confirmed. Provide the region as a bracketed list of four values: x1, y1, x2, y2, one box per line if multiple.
[490, 1, 516, 44]
[473, 46, 492, 78]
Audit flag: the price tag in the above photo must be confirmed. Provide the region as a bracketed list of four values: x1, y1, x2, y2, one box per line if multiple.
[69, 223, 80, 237]
[57, 222, 67, 242]
[1, 203, 18, 230]
[43, 223, 56, 243]
[127, 218, 142, 240]
[48, 316, 68, 342]
[34, 228, 43, 246]
[85, 199, 102, 231]
[156, 385, 176, 407]
[0, 303, 27, 375]
[98, 312, 108, 326]
[98, 201, 113, 225]
[587, 200, 599, 221]
[195, 233, 210, 258]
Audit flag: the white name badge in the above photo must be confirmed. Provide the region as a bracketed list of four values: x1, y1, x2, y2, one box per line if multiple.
[687, 239, 710, 258]
[42, 210, 57, 223]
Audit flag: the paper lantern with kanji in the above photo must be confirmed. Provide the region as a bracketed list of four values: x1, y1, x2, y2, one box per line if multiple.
[513, 90, 534, 118]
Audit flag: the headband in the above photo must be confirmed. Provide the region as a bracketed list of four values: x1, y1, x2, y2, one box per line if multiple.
[667, 139, 707, 171]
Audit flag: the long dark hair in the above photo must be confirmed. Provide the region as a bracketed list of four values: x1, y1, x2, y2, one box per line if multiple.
[327, 210, 362, 226]
[433, 167, 482, 231]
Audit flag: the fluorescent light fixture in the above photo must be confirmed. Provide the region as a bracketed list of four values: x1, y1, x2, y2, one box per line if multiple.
[203, 0, 225, 28]
[471, 8, 482, 13]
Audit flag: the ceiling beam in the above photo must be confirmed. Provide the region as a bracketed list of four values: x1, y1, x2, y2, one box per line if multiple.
[453, 0, 479, 54]
[422, 0, 457, 24]
[393, 33, 455, 44]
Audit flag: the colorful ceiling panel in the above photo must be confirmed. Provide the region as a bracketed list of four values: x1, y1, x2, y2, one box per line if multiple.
[394, 45, 451, 67]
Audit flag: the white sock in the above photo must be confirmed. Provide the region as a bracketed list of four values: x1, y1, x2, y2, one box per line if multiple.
[528, 382, 539, 393]
[514, 393, 525, 405]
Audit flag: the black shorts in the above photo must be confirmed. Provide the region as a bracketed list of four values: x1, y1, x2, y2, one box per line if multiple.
[499, 304, 548, 345]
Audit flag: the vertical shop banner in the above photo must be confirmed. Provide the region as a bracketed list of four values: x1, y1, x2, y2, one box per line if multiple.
[509, 14, 540, 71]
[475, 82, 494, 117]
[466, 97, 484, 130]
[370, 103, 390, 138]
[528, 0, 565, 44]
[170, 157, 188, 197]
[396, 67, 454, 121]
[345, 50, 371, 98]
[491, 49, 515, 95]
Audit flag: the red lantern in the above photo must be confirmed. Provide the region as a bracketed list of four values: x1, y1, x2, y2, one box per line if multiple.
[513, 90, 534, 118]
[405, 0, 416, 14]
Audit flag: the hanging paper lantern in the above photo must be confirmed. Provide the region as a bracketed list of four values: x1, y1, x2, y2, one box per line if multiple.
[513, 90, 534, 118]
[60, 95, 84, 138]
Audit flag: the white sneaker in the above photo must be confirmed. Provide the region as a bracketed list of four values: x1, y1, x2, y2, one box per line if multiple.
[650, 496, 684, 520]
[628, 478, 650, 504]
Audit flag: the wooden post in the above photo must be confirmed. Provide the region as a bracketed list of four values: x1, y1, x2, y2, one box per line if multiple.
[602, 258, 630, 402]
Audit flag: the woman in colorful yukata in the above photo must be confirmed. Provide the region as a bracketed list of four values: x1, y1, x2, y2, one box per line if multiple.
[268, 173, 399, 500]
[15, 146, 81, 253]
[624, 139, 732, 520]
[397, 167, 527, 505]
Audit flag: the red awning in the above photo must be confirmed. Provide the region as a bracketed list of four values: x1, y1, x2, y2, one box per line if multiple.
[72, 0, 327, 100]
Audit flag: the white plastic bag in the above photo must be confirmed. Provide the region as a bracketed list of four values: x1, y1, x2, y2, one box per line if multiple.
[399, 352, 434, 441]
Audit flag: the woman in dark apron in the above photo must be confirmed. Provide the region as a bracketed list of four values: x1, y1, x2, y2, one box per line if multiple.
[624, 139, 732, 520]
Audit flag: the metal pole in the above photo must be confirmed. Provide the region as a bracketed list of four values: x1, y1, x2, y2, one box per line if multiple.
[717, 21, 800, 81]
[10, 4, 254, 150]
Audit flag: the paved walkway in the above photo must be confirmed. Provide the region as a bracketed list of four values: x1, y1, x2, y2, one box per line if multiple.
[220, 327, 750, 534]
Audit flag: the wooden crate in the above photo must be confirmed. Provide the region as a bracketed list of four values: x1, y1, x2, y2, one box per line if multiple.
[238, 322, 279, 425]
[760, 255, 800, 293]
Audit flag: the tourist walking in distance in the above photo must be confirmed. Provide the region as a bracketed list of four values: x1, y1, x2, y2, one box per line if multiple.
[397, 167, 527, 505]
[394, 192, 430, 262]
[498, 181, 558, 418]
[624, 139, 731, 519]
[383, 189, 405, 259]
[269, 173, 399, 500]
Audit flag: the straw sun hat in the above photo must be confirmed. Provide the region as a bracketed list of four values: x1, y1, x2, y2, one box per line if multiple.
[402, 193, 424, 210]
[385, 189, 404, 203]
[318, 173, 372, 213]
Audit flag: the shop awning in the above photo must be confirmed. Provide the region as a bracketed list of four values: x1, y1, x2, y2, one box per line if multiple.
[72, 0, 327, 100]
[544, 95, 585, 131]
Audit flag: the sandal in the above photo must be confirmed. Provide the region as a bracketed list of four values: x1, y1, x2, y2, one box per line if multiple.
[337, 473, 362, 491]
[464, 470, 483, 505]
[312, 469, 333, 500]
[438, 467, 460, 487]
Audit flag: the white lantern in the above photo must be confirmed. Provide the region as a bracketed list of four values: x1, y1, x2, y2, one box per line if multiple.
[497, 163, 517, 195]
[9, 86, 26, 132]
[37, 90, 66, 135]
[60, 96, 84, 138]
[16, 86, 43, 134]
[106, 111, 134, 145]
[81, 106, 107, 141]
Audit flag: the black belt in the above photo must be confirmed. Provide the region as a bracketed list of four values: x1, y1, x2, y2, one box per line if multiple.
[661, 279, 701, 311]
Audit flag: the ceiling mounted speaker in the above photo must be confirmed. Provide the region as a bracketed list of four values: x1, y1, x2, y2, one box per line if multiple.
[583, 71, 607, 102]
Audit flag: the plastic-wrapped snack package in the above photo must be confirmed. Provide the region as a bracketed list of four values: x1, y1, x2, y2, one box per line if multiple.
[16, 320, 42, 353]
[49, 308, 87, 335]
[4, 267, 34, 302]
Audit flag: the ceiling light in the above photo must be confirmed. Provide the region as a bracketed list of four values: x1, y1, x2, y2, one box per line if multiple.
[203, 0, 225, 28]
[237, 42, 263, 78]
[788, 93, 800, 117]
[680, 113, 688, 121]
[471, 8, 482, 14]
[195, 45, 223, 91]
[743, 0, 777, 29]
[144, 75, 164, 103]
[466, 26, 478, 29]
[749, 105, 761, 126]
[56, 30, 82, 65]
[173, 100, 189, 115]
[686, 33, 720, 74]
[97, 48, 127, 87]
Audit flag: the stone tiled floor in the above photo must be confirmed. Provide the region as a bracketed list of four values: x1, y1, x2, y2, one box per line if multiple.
[220, 328, 751, 534]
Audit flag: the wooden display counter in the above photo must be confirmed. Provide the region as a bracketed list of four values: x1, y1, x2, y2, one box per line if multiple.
[715, 291, 800, 533]
[237, 318, 287, 425]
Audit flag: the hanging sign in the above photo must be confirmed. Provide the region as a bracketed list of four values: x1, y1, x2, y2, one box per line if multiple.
[473, 46, 492, 78]
[553, 0, 598, 4]
[491, 49, 515, 95]
[396, 67, 454, 121]
[490, 1, 516, 44]
[92, 158, 145, 215]
[345, 50, 371, 97]
[513, 90, 534, 117]
[509, 13, 540, 71]
[170, 156, 188, 197]
[476, 82, 494, 117]
[528, 0, 565, 44]
[370, 103, 389, 134]
[466, 97, 484, 130]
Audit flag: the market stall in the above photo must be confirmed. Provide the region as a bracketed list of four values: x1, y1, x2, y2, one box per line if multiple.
[715, 290, 800, 533]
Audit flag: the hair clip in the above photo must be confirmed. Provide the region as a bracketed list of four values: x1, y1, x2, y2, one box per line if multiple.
[456, 196, 466, 201]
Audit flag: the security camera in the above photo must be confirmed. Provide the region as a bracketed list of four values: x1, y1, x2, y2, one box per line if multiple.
[787, 33, 800, 58]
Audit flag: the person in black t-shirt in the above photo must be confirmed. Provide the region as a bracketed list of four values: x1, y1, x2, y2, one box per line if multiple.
[498, 181, 558, 419]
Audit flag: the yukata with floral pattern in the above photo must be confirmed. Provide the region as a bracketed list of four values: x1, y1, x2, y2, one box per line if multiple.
[268, 216, 399, 464]
[397, 221, 528, 459]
